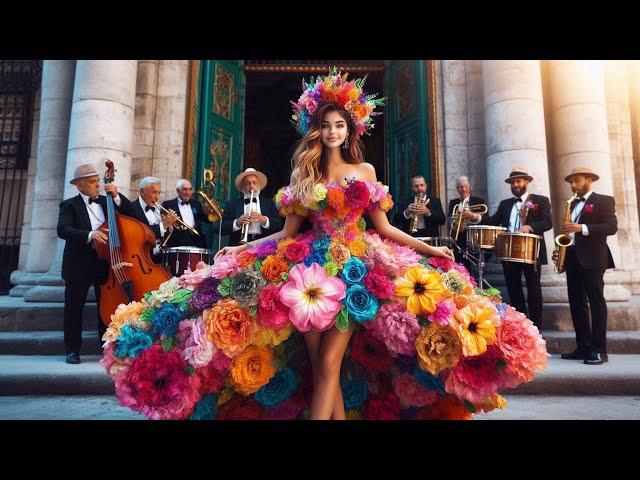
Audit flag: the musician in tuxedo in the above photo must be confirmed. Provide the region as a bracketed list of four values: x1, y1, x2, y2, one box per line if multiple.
[221, 168, 283, 247]
[395, 174, 446, 238]
[483, 167, 552, 331]
[57, 164, 126, 364]
[447, 175, 486, 280]
[122, 176, 179, 262]
[560, 167, 617, 365]
[162, 178, 213, 248]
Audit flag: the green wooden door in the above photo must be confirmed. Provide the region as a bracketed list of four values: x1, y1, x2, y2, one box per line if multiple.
[195, 60, 245, 249]
[385, 61, 430, 203]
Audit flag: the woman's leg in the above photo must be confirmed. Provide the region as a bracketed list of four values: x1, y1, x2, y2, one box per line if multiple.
[309, 328, 353, 420]
[304, 330, 346, 419]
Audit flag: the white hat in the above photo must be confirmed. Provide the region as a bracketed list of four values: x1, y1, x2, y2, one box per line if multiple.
[235, 167, 267, 191]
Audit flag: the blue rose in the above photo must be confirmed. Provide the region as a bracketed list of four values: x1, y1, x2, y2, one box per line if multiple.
[340, 377, 368, 410]
[413, 368, 446, 394]
[188, 394, 218, 420]
[341, 257, 368, 286]
[255, 368, 299, 408]
[304, 251, 327, 268]
[151, 303, 186, 339]
[344, 284, 379, 323]
[312, 235, 331, 252]
[114, 325, 153, 359]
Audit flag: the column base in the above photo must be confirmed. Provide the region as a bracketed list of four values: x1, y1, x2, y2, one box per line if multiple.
[8, 271, 46, 297]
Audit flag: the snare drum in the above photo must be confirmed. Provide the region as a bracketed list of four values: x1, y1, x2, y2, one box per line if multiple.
[162, 246, 212, 277]
[495, 232, 542, 265]
[466, 225, 507, 250]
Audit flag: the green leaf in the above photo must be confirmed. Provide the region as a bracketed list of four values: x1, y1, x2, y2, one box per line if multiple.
[417, 315, 430, 327]
[324, 261, 339, 277]
[280, 271, 289, 282]
[185, 365, 195, 376]
[249, 305, 258, 318]
[217, 277, 232, 297]
[486, 287, 502, 297]
[254, 259, 264, 272]
[140, 307, 155, 323]
[335, 309, 349, 332]
[496, 358, 507, 371]
[162, 336, 177, 352]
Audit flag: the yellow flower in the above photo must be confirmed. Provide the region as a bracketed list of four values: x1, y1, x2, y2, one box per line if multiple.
[348, 87, 361, 101]
[415, 323, 462, 375]
[104, 300, 147, 343]
[348, 238, 368, 257]
[394, 266, 451, 315]
[451, 302, 499, 356]
[251, 324, 293, 347]
[475, 394, 507, 414]
[379, 197, 394, 212]
[312, 183, 328, 201]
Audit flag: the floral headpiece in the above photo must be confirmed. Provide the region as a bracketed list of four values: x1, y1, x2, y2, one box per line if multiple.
[290, 67, 385, 140]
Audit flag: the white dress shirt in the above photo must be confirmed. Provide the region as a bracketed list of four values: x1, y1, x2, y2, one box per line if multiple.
[232, 193, 270, 234]
[139, 197, 166, 238]
[570, 190, 593, 240]
[457, 196, 482, 224]
[177, 200, 196, 228]
[81, 192, 121, 243]
[508, 191, 530, 233]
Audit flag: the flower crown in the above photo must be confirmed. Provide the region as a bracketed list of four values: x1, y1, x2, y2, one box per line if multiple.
[290, 67, 386, 140]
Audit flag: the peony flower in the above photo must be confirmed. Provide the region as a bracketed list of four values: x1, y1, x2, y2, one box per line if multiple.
[195, 362, 226, 395]
[254, 368, 299, 408]
[451, 301, 500, 357]
[150, 303, 187, 339]
[188, 276, 221, 312]
[441, 269, 474, 295]
[363, 267, 395, 299]
[261, 255, 290, 283]
[303, 252, 327, 267]
[349, 331, 393, 372]
[341, 257, 368, 286]
[257, 284, 290, 330]
[445, 345, 509, 403]
[362, 391, 401, 420]
[395, 266, 451, 315]
[211, 251, 240, 279]
[415, 323, 463, 375]
[249, 239, 278, 260]
[312, 183, 327, 201]
[236, 250, 257, 269]
[178, 261, 215, 290]
[392, 372, 438, 407]
[412, 367, 446, 394]
[229, 345, 276, 395]
[284, 241, 311, 263]
[345, 180, 371, 209]
[328, 239, 351, 268]
[114, 344, 201, 420]
[178, 317, 215, 368]
[496, 306, 549, 385]
[278, 263, 346, 332]
[429, 298, 456, 326]
[341, 377, 369, 410]
[104, 300, 147, 343]
[344, 284, 379, 324]
[362, 231, 422, 276]
[229, 268, 265, 308]
[312, 235, 331, 252]
[145, 277, 181, 308]
[204, 299, 254, 358]
[262, 396, 304, 420]
[101, 341, 131, 376]
[370, 302, 420, 357]
[114, 325, 153, 359]
[217, 395, 264, 420]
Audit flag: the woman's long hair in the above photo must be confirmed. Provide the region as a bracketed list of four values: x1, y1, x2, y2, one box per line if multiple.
[290, 103, 365, 201]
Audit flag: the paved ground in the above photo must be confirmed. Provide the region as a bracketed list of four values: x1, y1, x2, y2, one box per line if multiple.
[1, 394, 640, 420]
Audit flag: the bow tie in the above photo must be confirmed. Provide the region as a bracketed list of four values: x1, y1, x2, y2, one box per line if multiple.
[180, 201, 190, 206]
[88, 197, 99, 204]
[514, 196, 522, 202]
[244, 198, 258, 205]
[145, 205, 155, 212]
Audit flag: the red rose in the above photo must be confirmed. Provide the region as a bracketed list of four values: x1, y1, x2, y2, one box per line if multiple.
[284, 241, 311, 263]
[349, 331, 394, 372]
[345, 180, 370, 209]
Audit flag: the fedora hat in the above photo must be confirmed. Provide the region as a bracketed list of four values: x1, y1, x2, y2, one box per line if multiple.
[504, 166, 534, 183]
[564, 166, 600, 183]
[69, 163, 100, 184]
[235, 168, 267, 191]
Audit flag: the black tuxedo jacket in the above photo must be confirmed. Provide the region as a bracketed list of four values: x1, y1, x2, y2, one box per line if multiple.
[221, 196, 283, 247]
[57, 194, 127, 282]
[571, 192, 617, 270]
[161, 197, 211, 248]
[122, 198, 166, 242]
[447, 196, 487, 246]
[395, 195, 446, 237]
[483, 193, 553, 264]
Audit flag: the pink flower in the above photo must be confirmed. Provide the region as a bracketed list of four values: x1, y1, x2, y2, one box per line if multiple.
[258, 284, 290, 330]
[445, 345, 508, 403]
[362, 231, 422, 276]
[211, 348, 232, 373]
[496, 306, 549, 386]
[304, 97, 318, 115]
[363, 267, 395, 299]
[429, 256, 477, 286]
[430, 298, 456, 325]
[211, 253, 240, 279]
[278, 263, 346, 332]
[524, 200, 539, 212]
[178, 317, 215, 368]
[101, 341, 131, 376]
[584, 204, 594, 214]
[178, 261, 215, 290]
[392, 372, 438, 407]
[284, 241, 311, 263]
[345, 180, 370, 209]
[369, 302, 421, 357]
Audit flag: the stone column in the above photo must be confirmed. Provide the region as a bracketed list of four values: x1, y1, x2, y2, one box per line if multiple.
[466, 60, 487, 202]
[10, 61, 75, 296]
[546, 60, 629, 304]
[604, 61, 640, 295]
[131, 60, 159, 194]
[24, 60, 138, 302]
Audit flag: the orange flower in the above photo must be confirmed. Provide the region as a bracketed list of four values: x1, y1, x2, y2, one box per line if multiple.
[451, 301, 500, 356]
[276, 238, 296, 258]
[230, 345, 276, 395]
[204, 299, 254, 358]
[418, 395, 472, 420]
[261, 255, 289, 282]
[328, 240, 351, 268]
[379, 196, 394, 212]
[237, 250, 257, 269]
[348, 238, 368, 257]
[251, 324, 293, 347]
[326, 187, 346, 210]
[453, 295, 469, 309]
[354, 103, 369, 120]
[415, 323, 462, 375]
[475, 394, 507, 414]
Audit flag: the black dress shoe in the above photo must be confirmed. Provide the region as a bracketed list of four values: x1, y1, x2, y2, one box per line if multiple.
[560, 349, 587, 360]
[584, 352, 608, 365]
[66, 353, 81, 364]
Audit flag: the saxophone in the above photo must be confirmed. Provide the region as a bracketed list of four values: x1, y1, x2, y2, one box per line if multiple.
[552, 193, 578, 273]
[410, 194, 429, 233]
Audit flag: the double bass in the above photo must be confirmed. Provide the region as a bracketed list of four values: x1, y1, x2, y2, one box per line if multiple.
[95, 160, 171, 325]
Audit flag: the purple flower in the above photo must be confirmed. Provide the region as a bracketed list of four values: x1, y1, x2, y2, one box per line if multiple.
[250, 239, 278, 260]
[189, 276, 221, 312]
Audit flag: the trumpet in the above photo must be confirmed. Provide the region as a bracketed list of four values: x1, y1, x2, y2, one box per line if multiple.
[410, 194, 430, 233]
[552, 193, 577, 274]
[154, 202, 199, 236]
[449, 198, 488, 241]
[240, 189, 256, 245]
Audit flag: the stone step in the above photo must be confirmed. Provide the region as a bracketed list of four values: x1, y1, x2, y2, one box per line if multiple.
[0, 297, 98, 332]
[0, 331, 102, 355]
[508, 354, 640, 395]
[0, 355, 113, 395]
[542, 331, 640, 354]
[543, 300, 640, 331]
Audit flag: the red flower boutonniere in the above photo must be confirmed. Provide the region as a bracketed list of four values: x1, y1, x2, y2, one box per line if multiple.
[583, 204, 594, 214]
[524, 200, 539, 212]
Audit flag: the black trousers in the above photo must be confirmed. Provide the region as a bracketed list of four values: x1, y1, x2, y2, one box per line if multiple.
[64, 280, 106, 355]
[565, 247, 607, 354]
[502, 261, 543, 331]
